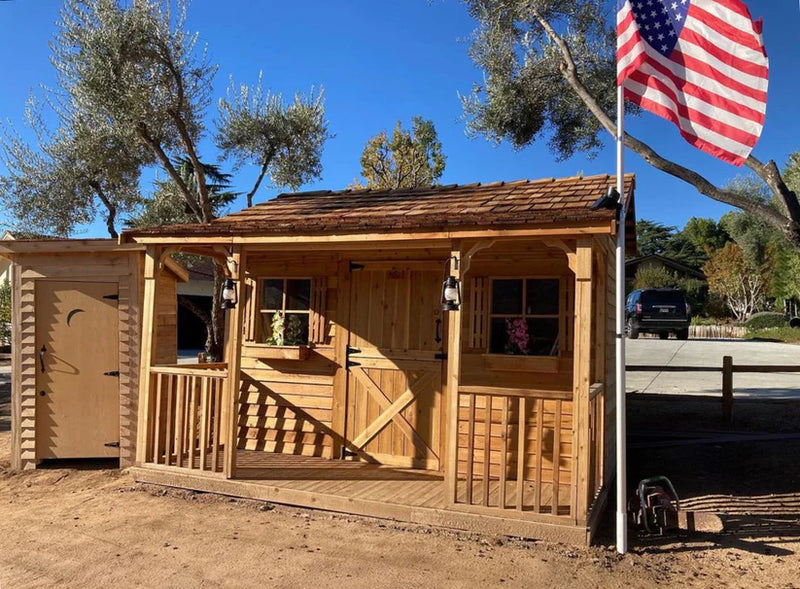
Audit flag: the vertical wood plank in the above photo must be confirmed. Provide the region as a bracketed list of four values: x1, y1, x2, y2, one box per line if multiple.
[722, 355, 733, 423]
[213, 377, 223, 472]
[499, 395, 508, 509]
[174, 374, 185, 468]
[553, 400, 563, 516]
[482, 395, 492, 507]
[516, 396, 527, 511]
[465, 393, 475, 505]
[199, 376, 209, 471]
[153, 373, 163, 464]
[188, 375, 197, 469]
[331, 259, 352, 459]
[223, 247, 245, 478]
[444, 243, 463, 504]
[135, 246, 160, 464]
[534, 398, 544, 513]
[164, 374, 174, 466]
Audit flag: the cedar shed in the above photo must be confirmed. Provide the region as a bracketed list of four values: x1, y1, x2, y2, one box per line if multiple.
[10, 174, 636, 545]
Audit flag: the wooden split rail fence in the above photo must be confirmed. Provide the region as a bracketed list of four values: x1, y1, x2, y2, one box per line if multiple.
[144, 364, 229, 473]
[628, 356, 800, 422]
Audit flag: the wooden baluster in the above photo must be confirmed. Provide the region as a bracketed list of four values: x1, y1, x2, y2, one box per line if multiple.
[534, 398, 544, 513]
[188, 375, 197, 469]
[516, 396, 527, 511]
[152, 373, 162, 464]
[199, 376, 209, 471]
[465, 393, 476, 505]
[213, 377, 223, 472]
[482, 395, 492, 507]
[552, 400, 562, 516]
[164, 375, 174, 466]
[499, 396, 508, 509]
[174, 374, 185, 468]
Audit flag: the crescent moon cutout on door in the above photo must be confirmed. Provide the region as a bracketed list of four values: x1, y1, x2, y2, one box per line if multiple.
[66, 308, 85, 326]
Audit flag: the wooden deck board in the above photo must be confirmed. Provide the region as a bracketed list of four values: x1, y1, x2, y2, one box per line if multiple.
[133, 450, 588, 544]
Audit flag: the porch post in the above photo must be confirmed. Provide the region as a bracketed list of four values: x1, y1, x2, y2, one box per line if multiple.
[135, 245, 160, 465]
[572, 237, 593, 525]
[223, 246, 244, 479]
[444, 241, 463, 504]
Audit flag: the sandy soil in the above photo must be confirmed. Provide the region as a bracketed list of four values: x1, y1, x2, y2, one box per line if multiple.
[2, 370, 800, 587]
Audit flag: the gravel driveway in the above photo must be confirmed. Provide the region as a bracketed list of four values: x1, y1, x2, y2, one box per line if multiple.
[625, 338, 800, 399]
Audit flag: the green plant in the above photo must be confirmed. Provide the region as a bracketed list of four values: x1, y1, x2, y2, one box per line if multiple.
[744, 326, 800, 343]
[265, 311, 285, 345]
[745, 311, 788, 331]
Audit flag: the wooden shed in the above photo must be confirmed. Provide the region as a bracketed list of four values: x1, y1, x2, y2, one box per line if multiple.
[2, 240, 187, 470]
[8, 173, 636, 544]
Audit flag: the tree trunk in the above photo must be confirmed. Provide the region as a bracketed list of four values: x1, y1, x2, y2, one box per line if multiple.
[207, 261, 226, 362]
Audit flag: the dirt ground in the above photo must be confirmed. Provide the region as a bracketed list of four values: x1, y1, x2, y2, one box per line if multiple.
[2, 369, 800, 588]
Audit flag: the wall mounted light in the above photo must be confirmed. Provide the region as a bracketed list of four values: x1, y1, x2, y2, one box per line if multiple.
[441, 256, 461, 312]
[221, 278, 238, 310]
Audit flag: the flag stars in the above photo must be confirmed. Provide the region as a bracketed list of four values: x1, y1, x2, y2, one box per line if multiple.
[630, 0, 689, 57]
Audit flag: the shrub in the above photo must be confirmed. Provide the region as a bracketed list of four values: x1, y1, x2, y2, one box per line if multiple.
[745, 311, 788, 331]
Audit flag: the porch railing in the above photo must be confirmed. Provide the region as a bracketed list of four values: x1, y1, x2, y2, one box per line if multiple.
[586, 383, 605, 510]
[143, 364, 228, 473]
[454, 386, 574, 519]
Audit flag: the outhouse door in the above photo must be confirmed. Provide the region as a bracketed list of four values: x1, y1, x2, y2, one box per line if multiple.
[344, 262, 445, 470]
[35, 281, 120, 459]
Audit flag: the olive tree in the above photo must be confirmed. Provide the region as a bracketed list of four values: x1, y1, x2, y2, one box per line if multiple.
[461, 1, 800, 248]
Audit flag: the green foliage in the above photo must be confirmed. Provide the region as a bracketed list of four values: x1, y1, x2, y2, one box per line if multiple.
[743, 326, 800, 343]
[703, 242, 767, 320]
[635, 219, 706, 269]
[677, 277, 708, 317]
[745, 312, 788, 332]
[0, 279, 10, 345]
[682, 217, 731, 254]
[461, 0, 622, 160]
[632, 265, 677, 290]
[217, 74, 330, 207]
[357, 117, 445, 190]
[265, 312, 285, 346]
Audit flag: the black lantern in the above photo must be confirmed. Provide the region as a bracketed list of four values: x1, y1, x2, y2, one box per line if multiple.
[221, 278, 238, 310]
[441, 275, 461, 312]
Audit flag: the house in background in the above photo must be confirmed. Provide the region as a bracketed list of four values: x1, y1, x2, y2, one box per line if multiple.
[625, 253, 706, 287]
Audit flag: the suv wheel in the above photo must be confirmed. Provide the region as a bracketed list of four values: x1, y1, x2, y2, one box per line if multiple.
[627, 318, 639, 339]
[677, 328, 689, 340]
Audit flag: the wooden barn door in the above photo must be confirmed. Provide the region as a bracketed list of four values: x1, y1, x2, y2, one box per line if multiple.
[35, 281, 120, 459]
[345, 262, 445, 470]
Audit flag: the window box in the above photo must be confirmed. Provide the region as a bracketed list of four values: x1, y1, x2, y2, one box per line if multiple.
[249, 344, 310, 361]
[482, 354, 560, 373]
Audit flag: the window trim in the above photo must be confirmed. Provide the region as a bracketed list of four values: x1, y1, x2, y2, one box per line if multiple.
[256, 277, 313, 346]
[487, 275, 564, 357]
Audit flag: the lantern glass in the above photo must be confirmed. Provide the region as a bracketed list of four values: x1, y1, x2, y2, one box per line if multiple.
[221, 278, 237, 309]
[441, 276, 461, 311]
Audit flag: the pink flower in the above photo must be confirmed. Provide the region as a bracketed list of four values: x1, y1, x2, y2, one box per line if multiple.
[505, 318, 529, 355]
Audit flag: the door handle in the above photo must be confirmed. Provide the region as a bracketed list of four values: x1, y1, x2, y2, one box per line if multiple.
[39, 345, 47, 373]
[435, 318, 442, 344]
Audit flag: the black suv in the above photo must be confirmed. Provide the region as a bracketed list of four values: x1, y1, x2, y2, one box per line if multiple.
[625, 288, 691, 340]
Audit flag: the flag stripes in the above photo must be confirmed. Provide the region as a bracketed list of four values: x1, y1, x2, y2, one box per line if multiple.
[617, 0, 768, 165]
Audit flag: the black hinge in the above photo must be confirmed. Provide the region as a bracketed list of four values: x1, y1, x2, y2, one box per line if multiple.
[103, 370, 120, 377]
[434, 352, 448, 361]
[346, 360, 361, 368]
[340, 447, 358, 459]
[349, 261, 365, 271]
[104, 441, 120, 448]
[103, 294, 119, 300]
[347, 346, 361, 355]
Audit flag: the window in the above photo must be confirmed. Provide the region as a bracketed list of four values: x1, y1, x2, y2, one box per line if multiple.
[489, 278, 560, 356]
[259, 278, 311, 345]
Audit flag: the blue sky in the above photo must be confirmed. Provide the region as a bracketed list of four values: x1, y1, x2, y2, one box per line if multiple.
[0, 1, 798, 237]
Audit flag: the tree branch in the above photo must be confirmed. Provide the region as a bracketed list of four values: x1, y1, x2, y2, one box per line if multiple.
[529, 6, 800, 247]
[89, 180, 118, 238]
[246, 151, 274, 208]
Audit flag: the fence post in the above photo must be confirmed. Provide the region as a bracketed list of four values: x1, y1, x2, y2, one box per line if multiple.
[722, 355, 733, 423]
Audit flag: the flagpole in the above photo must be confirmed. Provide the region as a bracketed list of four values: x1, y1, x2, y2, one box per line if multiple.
[615, 83, 629, 555]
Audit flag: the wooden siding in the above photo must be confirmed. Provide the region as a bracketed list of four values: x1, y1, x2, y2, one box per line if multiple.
[153, 265, 179, 364]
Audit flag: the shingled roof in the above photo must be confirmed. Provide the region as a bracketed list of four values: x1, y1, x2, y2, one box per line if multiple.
[123, 173, 635, 239]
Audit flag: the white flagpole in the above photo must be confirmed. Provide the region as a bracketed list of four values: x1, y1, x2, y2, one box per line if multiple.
[615, 83, 629, 555]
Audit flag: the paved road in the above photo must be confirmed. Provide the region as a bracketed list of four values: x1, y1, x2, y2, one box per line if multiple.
[626, 338, 800, 399]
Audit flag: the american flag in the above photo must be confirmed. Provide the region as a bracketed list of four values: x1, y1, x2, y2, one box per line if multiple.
[617, 0, 768, 165]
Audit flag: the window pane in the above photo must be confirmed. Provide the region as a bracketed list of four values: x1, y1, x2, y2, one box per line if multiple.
[262, 279, 284, 310]
[491, 279, 523, 315]
[286, 279, 311, 311]
[526, 318, 559, 356]
[490, 317, 531, 354]
[526, 279, 559, 315]
[284, 312, 309, 345]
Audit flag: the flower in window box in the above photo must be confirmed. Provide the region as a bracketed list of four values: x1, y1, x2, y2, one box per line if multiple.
[265, 311, 285, 346]
[505, 318, 529, 355]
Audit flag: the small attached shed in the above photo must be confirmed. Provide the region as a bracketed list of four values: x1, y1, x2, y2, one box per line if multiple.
[2, 240, 187, 470]
[120, 173, 636, 544]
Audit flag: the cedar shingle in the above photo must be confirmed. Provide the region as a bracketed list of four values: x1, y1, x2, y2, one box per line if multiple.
[123, 173, 635, 239]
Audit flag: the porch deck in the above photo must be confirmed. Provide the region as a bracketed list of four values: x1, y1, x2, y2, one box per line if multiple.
[130, 451, 587, 544]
